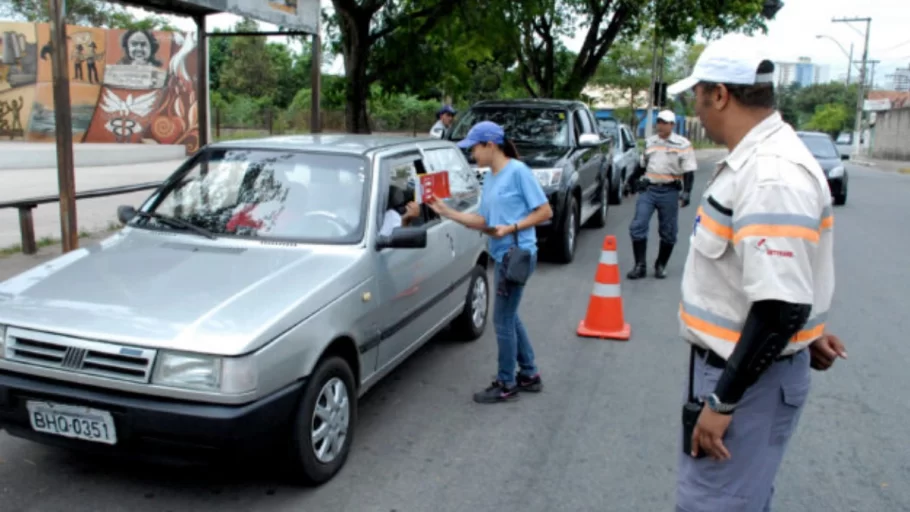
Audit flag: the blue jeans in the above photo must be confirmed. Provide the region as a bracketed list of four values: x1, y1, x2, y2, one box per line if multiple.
[629, 186, 680, 244]
[493, 253, 539, 386]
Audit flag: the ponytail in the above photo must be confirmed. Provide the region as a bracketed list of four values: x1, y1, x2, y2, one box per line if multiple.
[501, 138, 520, 159]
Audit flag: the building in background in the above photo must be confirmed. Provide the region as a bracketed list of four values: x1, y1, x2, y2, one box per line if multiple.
[888, 64, 910, 92]
[775, 57, 829, 87]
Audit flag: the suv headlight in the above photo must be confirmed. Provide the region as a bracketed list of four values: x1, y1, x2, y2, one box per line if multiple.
[534, 168, 563, 187]
[152, 351, 257, 394]
[828, 166, 845, 178]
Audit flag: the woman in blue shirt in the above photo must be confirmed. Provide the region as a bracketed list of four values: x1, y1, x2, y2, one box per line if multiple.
[427, 121, 553, 404]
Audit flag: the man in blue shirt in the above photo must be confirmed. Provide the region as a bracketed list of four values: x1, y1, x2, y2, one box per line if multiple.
[428, 121, 553, 403]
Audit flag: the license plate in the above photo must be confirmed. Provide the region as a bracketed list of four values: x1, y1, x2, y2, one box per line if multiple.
[26, 401, 118, 445]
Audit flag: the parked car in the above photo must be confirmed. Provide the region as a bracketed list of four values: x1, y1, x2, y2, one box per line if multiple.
[446, 99, 615, 263]
[797, 131, 849, 205]
[0, 135, 491, 485]
[594, 116, 640, 201]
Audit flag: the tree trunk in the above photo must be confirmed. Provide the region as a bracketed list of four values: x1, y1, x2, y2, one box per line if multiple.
[337, 5, 373, 134]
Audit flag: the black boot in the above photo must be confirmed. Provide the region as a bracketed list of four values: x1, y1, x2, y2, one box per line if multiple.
[654, 242, 674, 279]
[627, 240, 647, 279]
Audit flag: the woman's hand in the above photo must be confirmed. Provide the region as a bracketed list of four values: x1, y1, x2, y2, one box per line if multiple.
[426, 196, 453, 218]
[402, 201, 420, 221]
[487, 225, 517, 238]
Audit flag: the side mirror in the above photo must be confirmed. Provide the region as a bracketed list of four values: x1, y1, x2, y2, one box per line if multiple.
[117, 205, 137, 224]
[377, 226, 427, 250]
[579, 133, 600, 147]
[840, 153, 849, 161]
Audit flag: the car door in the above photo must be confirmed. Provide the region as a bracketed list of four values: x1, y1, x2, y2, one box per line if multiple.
[621, 126, 639, 177]
[373, 151, 456, 371]
[420, 145, 484, 290]
[572, 108, 602, 205]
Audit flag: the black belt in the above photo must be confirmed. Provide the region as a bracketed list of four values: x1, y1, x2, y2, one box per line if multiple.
[693, 345, 794, 370]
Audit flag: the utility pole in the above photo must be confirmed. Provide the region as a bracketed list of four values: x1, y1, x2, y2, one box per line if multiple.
[833, 16, 871, 158]
[846, 42, 853, 85]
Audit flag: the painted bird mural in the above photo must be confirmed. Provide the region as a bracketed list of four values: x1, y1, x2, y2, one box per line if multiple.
[99, 89, 158, 143]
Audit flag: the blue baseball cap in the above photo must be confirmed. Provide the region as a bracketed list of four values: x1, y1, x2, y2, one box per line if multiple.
[437, 105, 457, 118]
[456, 121, 505, 149]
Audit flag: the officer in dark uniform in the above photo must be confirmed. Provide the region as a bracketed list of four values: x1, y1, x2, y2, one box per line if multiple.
[625, 110, 697, 279]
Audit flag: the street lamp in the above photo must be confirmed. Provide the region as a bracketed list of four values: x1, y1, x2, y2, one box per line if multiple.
[816, 34, 855, 85]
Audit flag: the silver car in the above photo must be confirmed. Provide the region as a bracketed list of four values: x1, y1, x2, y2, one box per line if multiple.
[0, 135, 491, 484]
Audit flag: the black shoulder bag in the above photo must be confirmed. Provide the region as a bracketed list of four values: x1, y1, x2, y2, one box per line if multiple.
[503, 225, 533, 285]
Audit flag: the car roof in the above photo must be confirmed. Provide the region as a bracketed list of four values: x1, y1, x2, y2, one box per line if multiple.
[795, 131, 833, 139]
[471, 98, 587, 110]
[209, 134, 443, 155]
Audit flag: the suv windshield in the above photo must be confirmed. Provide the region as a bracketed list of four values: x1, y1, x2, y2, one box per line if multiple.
[139, 148, 369, 243]
[450, 107, 571, 147]
[799, 135, 839, 159]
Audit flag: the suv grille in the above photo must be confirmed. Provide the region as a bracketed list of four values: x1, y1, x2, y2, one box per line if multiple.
[4, 327, 157, 383]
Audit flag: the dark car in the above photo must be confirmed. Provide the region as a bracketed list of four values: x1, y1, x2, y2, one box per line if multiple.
[796, 131, 849, 205]
[447, 99, 615, 263]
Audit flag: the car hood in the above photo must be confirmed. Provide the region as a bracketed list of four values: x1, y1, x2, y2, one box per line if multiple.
[0, 229, 364, 356]
[813, 156, 843, 174]
[515, 145, 572, 168]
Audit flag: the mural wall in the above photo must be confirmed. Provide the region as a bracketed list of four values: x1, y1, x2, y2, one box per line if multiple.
[0, 21, 200, 153]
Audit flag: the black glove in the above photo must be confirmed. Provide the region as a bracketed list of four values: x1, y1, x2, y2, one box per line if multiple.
[679, 191, 691, 207]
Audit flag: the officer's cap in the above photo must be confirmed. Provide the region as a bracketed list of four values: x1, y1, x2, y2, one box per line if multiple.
[667, 33, 774, 97]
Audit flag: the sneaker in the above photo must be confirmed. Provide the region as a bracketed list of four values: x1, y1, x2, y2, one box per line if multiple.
[473, 380, 519, 404]
[516, 373, 543, 392]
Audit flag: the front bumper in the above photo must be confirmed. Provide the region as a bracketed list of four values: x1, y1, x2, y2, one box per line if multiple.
[534, 190, 566, 244]
[0, 370, 304, 464]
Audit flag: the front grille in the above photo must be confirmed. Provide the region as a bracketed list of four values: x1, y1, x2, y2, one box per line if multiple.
[4, 327, 157, 383]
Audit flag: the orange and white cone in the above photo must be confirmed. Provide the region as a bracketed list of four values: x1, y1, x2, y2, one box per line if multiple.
[577, 235, 631, 340]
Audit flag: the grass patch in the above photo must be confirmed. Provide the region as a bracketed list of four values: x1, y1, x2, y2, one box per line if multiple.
[899, 168, 910, 175]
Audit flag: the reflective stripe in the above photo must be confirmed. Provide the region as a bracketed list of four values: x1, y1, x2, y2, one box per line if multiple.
[599, 251, 618, 265]
[696, 198, 734, 240]
[646, 146, 694, 153]
[592, 283, 622, 298]
[820, 206, 834, 231]
[733, 212, 823, 244]
[680, 301, 826, 343]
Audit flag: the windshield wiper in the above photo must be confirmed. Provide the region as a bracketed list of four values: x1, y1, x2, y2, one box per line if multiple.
[134, 211, 217, 240]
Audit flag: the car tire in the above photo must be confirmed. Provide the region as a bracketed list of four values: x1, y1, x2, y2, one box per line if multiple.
[287, 356, 357, 486]
[587, 175, 609, 228]
[834, 178, 847, 206]
[450, 264, 489, 341]
[608, 168, 623, 205]
[552, 195, 578, 264]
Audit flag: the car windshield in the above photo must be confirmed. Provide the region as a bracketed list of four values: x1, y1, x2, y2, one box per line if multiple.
[450, 107, 570, 147]
[597, 118, 618, 135]
[139, 148, 369, 243]
[799, 135, 839, 159]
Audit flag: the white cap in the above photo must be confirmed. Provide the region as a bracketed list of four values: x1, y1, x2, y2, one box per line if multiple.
[657, 110, 676, 124]
[666, 33, 774, 96]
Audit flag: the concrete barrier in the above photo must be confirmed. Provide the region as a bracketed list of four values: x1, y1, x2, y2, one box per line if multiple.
[0, 142, 187, 170]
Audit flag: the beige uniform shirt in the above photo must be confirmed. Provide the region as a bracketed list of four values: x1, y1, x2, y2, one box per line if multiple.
[642, 132, 698, 185]
[679, 112, 835, 359]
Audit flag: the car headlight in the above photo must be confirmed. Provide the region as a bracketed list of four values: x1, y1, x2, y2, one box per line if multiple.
[152, 351, 257, 394]
[828, 166, 845, 178]
[534, 168, 563, 187]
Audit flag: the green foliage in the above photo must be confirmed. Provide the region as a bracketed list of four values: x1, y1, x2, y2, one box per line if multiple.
[1, 0, 175, 30]
[804, 103, 849, 136]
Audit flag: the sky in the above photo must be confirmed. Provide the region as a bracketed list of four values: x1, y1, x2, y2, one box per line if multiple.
[156, 0, 908, 89]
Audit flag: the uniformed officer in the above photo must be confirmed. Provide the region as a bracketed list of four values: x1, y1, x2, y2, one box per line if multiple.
[625, 109, 697, 280]
[667, 33, 848, 511]
[429, 105, 457, 139]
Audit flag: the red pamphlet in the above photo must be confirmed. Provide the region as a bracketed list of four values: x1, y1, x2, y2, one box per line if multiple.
[419, 171, 451, 203]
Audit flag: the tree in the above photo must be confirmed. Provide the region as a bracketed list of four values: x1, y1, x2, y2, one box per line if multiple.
[326, 0, 466, 133]
[501, 0, 776, 99]
[792, 82, 858, 130]
[591, 38, 653, 124]
[805, 103, 849, 136]
[217, 19, 279, 102]
[1, 0, 175, 30]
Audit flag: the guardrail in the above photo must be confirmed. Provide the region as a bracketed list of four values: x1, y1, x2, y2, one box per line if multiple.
[0, 181, 163, 255]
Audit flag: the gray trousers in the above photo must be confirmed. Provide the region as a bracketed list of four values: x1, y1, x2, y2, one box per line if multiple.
[676, 348, 811, 512]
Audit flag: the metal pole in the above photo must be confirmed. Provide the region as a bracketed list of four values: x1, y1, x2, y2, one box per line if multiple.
[846, 43, 853, 85]
[644, 30, 659, 139]
[310, 28, 322, 133]
[833, 16, 871, 158]
[48, 0, 78, 252]
[196, 14, 209, 147]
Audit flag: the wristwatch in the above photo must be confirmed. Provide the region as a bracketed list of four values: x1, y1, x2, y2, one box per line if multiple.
[705, 393, 736, 415]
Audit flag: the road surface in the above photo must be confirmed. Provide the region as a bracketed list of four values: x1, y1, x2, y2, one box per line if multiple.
[1, 153, 907, 511]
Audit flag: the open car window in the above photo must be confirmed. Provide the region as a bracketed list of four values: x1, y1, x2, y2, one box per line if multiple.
[142, 148, 370, 244]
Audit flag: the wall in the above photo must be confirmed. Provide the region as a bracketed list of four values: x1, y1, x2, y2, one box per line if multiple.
[0, 22, 200, 154]
[871, 107, 910, 161]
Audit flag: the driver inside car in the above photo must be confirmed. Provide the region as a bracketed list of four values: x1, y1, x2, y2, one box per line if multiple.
[380, 184, 420, 237]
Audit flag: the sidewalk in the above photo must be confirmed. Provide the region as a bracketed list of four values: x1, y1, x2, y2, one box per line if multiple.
[0, 232, 111, 282]
[851, 156, 910, 174]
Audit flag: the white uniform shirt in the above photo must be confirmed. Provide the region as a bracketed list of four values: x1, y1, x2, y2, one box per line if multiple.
[679, 112, 835, 359]
[429, 120, 446, 139]
[642, 132, 698, 184]
[379, 209, 403, 236]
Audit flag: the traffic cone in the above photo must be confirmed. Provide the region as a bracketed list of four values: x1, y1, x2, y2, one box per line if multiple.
[577, 235, 631, 341]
